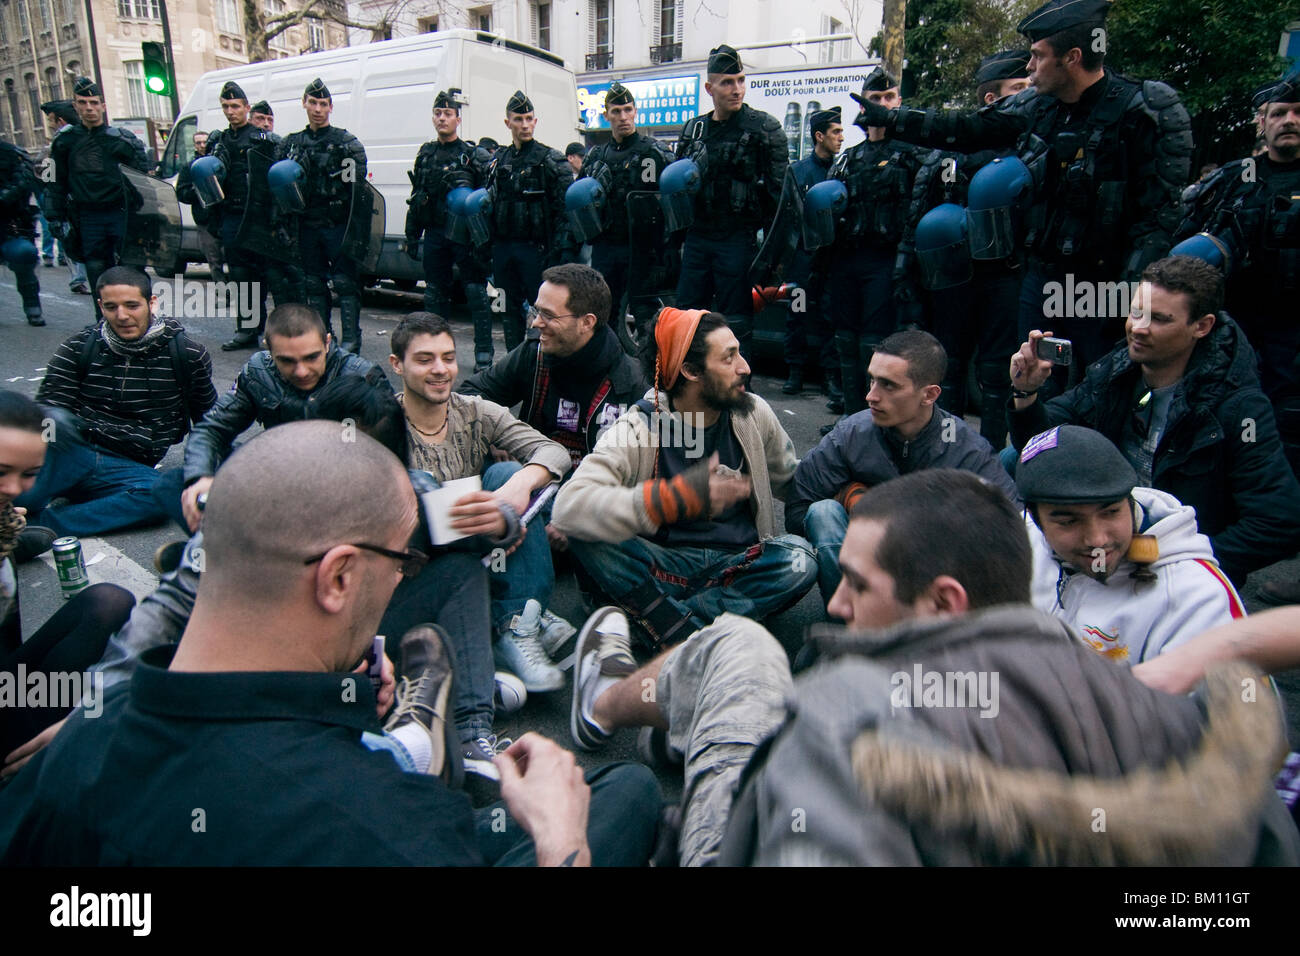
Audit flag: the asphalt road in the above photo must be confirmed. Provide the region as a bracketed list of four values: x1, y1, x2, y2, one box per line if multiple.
[4, 264, 1297, 805]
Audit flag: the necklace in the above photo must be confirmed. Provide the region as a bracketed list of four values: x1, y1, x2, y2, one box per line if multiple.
[408, 414, 449, 439]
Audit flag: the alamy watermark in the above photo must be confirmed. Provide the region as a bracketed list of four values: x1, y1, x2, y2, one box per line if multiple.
[153, 274, 261, 327]
[889, 664, 1000, 718]
[0, 666, 103, 718]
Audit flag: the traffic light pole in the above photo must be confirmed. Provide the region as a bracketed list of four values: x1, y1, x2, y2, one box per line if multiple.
[158, 0, 181, 119]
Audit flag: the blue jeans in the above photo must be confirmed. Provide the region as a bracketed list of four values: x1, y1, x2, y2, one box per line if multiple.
[482, 461, 555, 631]
[803, 499, 849, 607]
[15, 408, 166, 536]
[568, 532, 817, 631]
[676, 232, 757, 360]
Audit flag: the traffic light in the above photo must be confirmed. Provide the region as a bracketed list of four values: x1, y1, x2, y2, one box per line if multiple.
[141, 41, 170, 96]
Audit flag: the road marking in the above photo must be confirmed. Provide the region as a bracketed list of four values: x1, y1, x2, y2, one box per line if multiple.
[38, 536, 158, 603]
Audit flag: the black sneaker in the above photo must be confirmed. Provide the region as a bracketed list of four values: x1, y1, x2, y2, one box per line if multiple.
[220, 332, 259, 351]
[384, 625, 461, 787]
[13, 526, 56, 564]
[153, 539, 187, 575]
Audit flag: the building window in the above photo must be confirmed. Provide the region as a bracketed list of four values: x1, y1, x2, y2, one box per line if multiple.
[820, 15, 846, 62]
[417, 16, 438, 33]
[659, 0, 675, 45]
[25, 72, 39, 123]
[124, 60, 169, 119]
[37, 0, 51, 31]
[591, 0, 610, 53]
[469, 5, 491, 33]
[117, 0, 161, 20]
[44, 65, 59, 100]
[265, 0, 290, 52]
[0, 12, 8, 45]
[5, 78, 22, 140]
[62, 0, 76, 21]
[307, 17, 324, 51]
[214, 0, 240, 36]
[534, 2, 550, 51]
[18, 1, 29, 33]
[651, 0, 682, 63]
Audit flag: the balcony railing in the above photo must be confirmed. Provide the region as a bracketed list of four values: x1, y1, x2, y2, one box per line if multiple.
[649, 42, 680, 64]
[585, 51, 613, 71]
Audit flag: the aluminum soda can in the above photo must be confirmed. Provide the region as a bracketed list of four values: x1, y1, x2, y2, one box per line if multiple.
[52, 536, 89, 600]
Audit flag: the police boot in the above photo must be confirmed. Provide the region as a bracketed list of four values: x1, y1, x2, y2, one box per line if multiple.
[464, 283, 495, 372]
[782, 366, 804, 395]
[339, 295, 362, 356]
[18, 277, 43, 326]
[304, 280, 335, 341]
[836, 329, 866, 416]
[976, 360, 1012, 451]
[423, 285, 450, 317]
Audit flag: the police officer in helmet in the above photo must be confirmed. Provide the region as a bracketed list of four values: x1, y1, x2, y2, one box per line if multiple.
[674, 44, 788, 361]
[405, 88, 495, 371]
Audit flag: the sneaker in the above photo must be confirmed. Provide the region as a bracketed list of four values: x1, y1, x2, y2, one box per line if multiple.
[13, 525, 56, 564]
[153, 539, 187, 575]
[494, 599, 564, 692]
[539, 608, 577, 657]
[24, 307, 44, 326]
[384, 625, 459, 785]
[570, 606, 633, 751]
[70, 281, 90, 295]
[637, 725, 683, 770]
[462, 733, 511, 783]
[493, 671, 527, 714]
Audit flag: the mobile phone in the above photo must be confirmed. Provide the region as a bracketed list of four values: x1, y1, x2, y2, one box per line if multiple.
[366, 634, 385, 692]
[1036, 336, 1073, 366]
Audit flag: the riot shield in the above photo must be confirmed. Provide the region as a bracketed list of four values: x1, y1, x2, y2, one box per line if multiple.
[342, 181, 383, 272]
[621, 190, 679, 354]
[749, 169, 804, 293]
[117, 165, 182, 271]
[237, 146, 300, 264]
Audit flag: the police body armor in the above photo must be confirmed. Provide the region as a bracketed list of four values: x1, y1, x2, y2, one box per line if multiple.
[487, 139, 564, 240]
[678, 104, 780, 232]
[582, 132, 673, 244]
[829, 138, 923, 248]
[406, 138, 486, 236]
[208, 123, 272, 213]
[280, 126, 366, 227]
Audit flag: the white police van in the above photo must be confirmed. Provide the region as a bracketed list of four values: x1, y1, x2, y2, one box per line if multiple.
[156, 29, 579, 287]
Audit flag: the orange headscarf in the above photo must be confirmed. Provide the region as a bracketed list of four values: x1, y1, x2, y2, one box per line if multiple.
[654, 307, 707, 391]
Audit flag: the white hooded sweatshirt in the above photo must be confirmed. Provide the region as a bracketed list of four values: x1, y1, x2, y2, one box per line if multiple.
[1028, 487, 1246, 664]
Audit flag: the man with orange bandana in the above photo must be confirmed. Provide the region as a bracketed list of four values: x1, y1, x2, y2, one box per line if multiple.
[552, 308, 816, 654]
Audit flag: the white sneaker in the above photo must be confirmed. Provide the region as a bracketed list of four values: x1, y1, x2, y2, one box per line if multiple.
[539, 608, 577, 657]
[494, 599, 564, 692]
[570, 606, 633, 751]
[493, 671, 527, 714]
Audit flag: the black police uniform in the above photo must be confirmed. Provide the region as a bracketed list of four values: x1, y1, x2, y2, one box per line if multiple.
[406, 95, 495, 369]
[580, 115, 674, 343]
[486, 91, 574, 352]
[784, 138, 840, 397]
[0, 138, 43, 324]
[1178, 72, 1300, 474]
[857, 0, 1193, 394]
[42, 78, 152, 319]
[278, 79, 369, 353]
[675, 45, 788, 360]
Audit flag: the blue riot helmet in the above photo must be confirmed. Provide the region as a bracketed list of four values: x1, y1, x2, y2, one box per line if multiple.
[1171, 232, 1234, 274]
[464, 187, 493, 246]
[915, 203, 973, 290]
[966, 156, 1032, 260]
[444, 186, 474, 244]
[267, 158, 306, 214]
[190, 155, 227, 208]
[802, 180, 848, 251]
[1, 237, 39, 268]
[565, 176, 608, 244]
[659, 158, 701, 233]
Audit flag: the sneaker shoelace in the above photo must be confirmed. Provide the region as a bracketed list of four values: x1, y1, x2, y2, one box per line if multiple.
[510, 629, 553, 668]
[387, 672, 433, 727]
[472, 734, 513, 758]
[599, 627, 634, 668]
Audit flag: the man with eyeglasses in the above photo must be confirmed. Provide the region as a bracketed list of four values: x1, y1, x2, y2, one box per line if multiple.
[1007, 255, 1300, 586]
[0, 421, 662, 866]
[460, 264, 647, 553]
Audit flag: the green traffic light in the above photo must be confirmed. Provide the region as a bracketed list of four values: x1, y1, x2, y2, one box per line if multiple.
[146, 76, 167, 94]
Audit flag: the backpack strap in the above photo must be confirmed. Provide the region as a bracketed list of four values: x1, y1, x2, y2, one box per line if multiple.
[75, 328, 101, 384]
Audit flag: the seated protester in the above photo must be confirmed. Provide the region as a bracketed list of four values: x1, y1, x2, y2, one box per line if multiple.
[1, 391, 135, 766]
[787, 329, 1019, 605]
[551, 308, 817, 653]
[568, 470, 1300, 866]
[1017, 425, 1244, 662]
[389, 314, 575, 704]
[459, 264, 647, 552]
[164, 303, 388, 533]
[0, 422, 661, 865]
[1008, 256, 1300, 585]
[16, 266, 216, 536]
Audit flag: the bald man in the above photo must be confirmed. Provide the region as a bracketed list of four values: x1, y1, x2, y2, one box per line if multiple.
[0, 421, 659, 866]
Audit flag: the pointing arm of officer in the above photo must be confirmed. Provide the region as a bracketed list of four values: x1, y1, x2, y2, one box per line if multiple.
[854, 91, 1032, 153]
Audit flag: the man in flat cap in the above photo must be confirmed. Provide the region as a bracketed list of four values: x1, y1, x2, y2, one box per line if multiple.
[482, 90, 575, 358]
[249, 101, 275, 133]
[854, 0, 1194, 399]
[574, 81, 674, 347]
[404, 88, 495, 371]
[780, 105, 844, 405]
[894, 50, 1032, 450]
[41, 76, 152, 320]
[276, 78, 370, 354]
[192, 81, 303, 351]
[674, 44, 789, 361]
[821, 67, 925, 422]
[1177, 68, 1300, 605]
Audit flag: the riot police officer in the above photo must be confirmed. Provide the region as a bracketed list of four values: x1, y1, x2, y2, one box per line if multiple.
[405, 88, 495, 371]
[897, 51, 1032, 448]
[42, 76, 152, 319]
[195, 81, 304, 351]
[278, 78, 369, 354]
[674, 44, 788, 360]
[572, 81, 674, 348]
[0, 136, 42, 325]
[824, 68, 925, 417]
[249, 101, 275, 133]
[783, 106, 843, 401]
[484, 90, 575, 355]
[853, 0, 1193, 393]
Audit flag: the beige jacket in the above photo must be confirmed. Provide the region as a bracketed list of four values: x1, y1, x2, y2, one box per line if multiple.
[552, 389, 799, 544]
